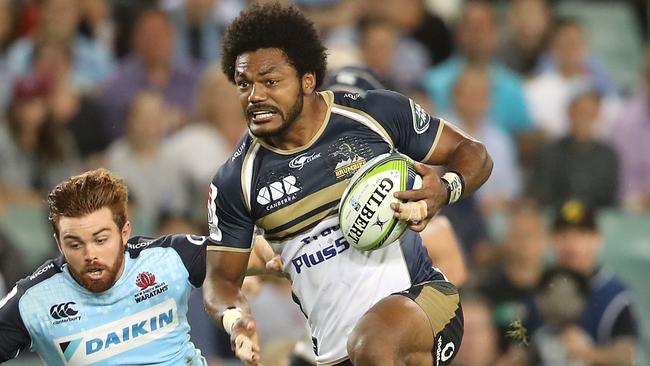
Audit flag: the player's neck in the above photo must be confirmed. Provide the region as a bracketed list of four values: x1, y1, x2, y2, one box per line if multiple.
[266, 92, 327, 150]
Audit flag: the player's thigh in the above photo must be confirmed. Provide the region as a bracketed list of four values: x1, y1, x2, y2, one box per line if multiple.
[348, 281, 463, 366]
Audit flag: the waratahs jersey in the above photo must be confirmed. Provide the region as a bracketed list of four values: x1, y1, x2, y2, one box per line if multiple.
[208, 90, 448, 365]
[0, 235, 209, 366]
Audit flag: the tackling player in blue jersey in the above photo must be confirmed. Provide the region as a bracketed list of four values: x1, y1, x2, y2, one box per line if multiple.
[0, 169, 212, 365]
[203, 3, 493, 366]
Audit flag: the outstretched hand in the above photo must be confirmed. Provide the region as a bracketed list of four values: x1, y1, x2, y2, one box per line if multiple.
[231, 316, 261, 365]
[391, 162, 448, 232]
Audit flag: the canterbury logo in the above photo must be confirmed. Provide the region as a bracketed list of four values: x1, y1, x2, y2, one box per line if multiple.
[50, 302, 79, 319]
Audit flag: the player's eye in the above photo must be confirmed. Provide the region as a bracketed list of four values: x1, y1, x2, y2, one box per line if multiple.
[237, 81, 250, 90]
[96, 237, 107, 245]
[266, 79, 279, 86]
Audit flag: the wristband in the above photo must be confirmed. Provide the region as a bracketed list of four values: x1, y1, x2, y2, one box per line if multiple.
[441, 171, 464, 204]
[222, 307, 244, 335]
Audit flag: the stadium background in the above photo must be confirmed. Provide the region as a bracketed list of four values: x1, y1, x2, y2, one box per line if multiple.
[0, 0, 649, 365]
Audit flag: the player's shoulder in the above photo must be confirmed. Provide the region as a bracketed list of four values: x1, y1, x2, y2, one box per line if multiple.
[15, 257, 66, 295]
[213, 133, 255, 183]
[332, 88, 407, 111]
[125, 235, 208, 258]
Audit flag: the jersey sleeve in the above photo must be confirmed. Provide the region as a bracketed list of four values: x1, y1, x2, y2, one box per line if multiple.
[610, 299, 639, 340]
[206, 160, 256, 252]
[0, 286, 31, 362]
[362, 89, 443, 162]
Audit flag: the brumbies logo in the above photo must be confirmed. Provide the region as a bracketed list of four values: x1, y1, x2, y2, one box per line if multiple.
[332, 143, 366, 179]
[134, 272, 168, 303]
[409, 99, 430, 134]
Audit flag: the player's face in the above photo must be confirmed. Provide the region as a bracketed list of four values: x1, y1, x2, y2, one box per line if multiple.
[234, 48, 304, 138]
[57, 207, 131, 293]
[551, 228, 601, 276]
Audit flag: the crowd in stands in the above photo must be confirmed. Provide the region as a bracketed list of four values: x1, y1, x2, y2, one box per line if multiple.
[0, 0, 648, 365]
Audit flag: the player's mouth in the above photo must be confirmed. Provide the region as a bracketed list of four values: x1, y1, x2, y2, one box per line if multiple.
[248, 107, 279, 124]
[85, 267, 105, 280]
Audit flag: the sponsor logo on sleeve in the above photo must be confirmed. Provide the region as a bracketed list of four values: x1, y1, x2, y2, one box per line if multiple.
[54, 299, 178, 365]
[207, 183, 222, 241]
[410, 99, 430, 134]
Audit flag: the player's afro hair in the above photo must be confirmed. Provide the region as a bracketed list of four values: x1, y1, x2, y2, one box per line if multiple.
[221, 2, 328, 89]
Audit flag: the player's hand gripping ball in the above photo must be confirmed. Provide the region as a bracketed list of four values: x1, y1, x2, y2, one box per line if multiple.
[339, 152, 423, 251]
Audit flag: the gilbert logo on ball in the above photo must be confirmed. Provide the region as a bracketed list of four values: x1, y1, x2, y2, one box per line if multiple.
[339, 152, 422, 251]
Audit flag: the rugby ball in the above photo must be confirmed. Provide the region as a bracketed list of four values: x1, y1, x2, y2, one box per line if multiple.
[339, 152, 422, 251]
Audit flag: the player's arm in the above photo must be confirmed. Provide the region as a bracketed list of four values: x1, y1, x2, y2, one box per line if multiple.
[203, 167, 261, 365]
[0, 286, 31, 362]
[420, 216, 467, 287]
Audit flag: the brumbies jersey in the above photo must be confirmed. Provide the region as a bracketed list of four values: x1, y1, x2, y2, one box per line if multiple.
[0, 235, 209, 366]
[208, 90, 447, 365]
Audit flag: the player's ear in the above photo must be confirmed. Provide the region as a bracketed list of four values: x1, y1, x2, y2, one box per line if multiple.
[302, 72, 316, 94]
[121, 221, 132, 245]
[54, 234, 63, 255]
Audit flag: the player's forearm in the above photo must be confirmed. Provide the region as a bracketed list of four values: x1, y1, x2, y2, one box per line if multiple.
[580, 339, 636, 366]
[203, 275, 251, 327]
[444, 138, 493, 199]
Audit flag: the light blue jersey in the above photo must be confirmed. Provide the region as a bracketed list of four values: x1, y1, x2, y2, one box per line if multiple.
[0, 235, 210, 366]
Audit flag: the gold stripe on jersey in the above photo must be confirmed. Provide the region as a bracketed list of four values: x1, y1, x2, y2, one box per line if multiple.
[265, 212, 337, 243]
[256, 180, 348, 231]
[331, 104, 394, 147]
[256, 91, 334, 155]
[421, 119, 445, 163]
[241, 140, 261, 212]
[414, 284, 460, 336]
[206, 245, 253, 253]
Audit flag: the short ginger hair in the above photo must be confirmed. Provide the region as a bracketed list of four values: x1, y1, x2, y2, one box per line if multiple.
[48, 168, 129, 238]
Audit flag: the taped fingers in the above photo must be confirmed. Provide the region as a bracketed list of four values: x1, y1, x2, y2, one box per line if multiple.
[393, 200, 428, 224]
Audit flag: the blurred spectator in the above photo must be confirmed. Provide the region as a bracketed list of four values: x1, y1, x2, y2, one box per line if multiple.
[78, 0, 115, 54]
[162, 65, 246, 225]
[528, 266, 591, 366]
[499, 0, 552, 78]
[525, 200, 639, 366]
[6, 0, 114, 92]
[295, 0, 362, 69]
[612, 47, 650, 212]
[422, 0, 532, 137]
[0, 74, 81, 197]
[323, 65, 385, 96]
[0, 229, 29, 297]
[99, 7, 200, 140]
[529, 90, 619, 209]
[525, 18, 621, 139]
[367, 0, 453, 66]
[0, 0, 19, 112]
[453, 293, 501, 366]
[476, 201, 547, 352]
[104, 91, 184, 229]
[448, 66, 521, 213]
[357, 15, 430, 90]
[168, 0, 222, 70]
[439, 196, 491, 265]
[32, 39, 109, 159]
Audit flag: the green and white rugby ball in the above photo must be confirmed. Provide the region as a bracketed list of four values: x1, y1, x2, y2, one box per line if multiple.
[338, 152, 422, 251]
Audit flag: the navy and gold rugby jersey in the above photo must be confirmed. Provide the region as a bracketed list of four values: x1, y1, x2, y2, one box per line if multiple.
[208, 89, 448, 365]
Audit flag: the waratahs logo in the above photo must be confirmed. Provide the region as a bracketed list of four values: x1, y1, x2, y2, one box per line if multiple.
[133, 272, 168, 303]
[135, 272, 156, 290]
